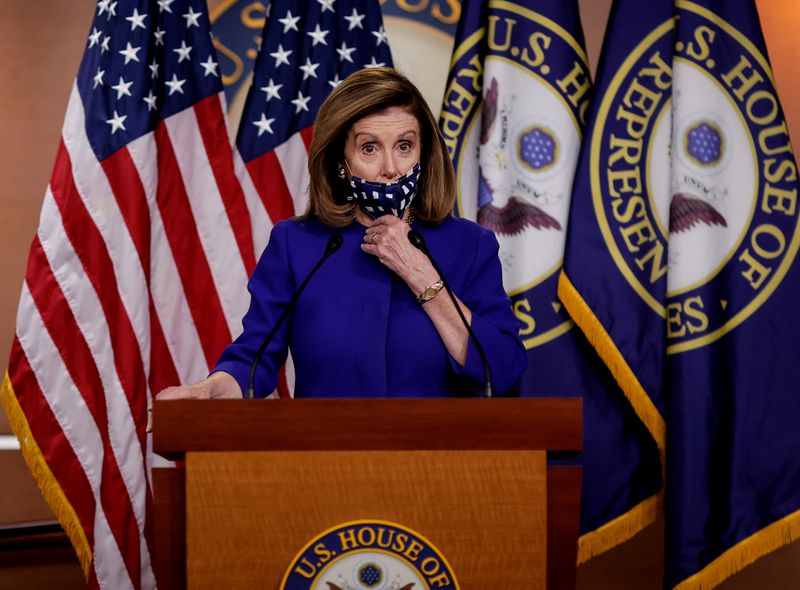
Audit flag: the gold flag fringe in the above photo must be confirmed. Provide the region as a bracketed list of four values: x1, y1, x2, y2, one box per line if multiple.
[578, 491, 662, 563]
[673, 508, 800, 590]
[557, 271, 666, 461]
[0, 372, 92, 578]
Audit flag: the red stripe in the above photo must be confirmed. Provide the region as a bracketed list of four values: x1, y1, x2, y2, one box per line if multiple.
[193, 94, 256, 274]
[299, 126, 314, 152]
[148, 303, 180, 395]
[154, 123, 232, 366]
[24, 237, 142, 589]
[50, 141, 148, 453]
[245, 150, 296, 222]
[8, 339, 97, 548]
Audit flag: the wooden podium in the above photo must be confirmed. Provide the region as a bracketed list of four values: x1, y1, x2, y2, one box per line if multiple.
[152, 398, 581, 589]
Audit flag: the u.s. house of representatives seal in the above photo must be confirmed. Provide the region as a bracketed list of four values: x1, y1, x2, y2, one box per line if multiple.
[592, 0, 800, 354]
[280, 521, 459, 590]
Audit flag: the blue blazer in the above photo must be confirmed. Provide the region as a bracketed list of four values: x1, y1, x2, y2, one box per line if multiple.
[214, 215, 527, 397]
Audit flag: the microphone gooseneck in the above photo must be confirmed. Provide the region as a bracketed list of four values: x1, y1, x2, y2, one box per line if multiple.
[245, 234, 343, 399]
[407, 229, 493, 398]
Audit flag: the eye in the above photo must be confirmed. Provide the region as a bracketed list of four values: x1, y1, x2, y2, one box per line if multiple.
[397, 140, 413, 153]
[360, 142, 377, 155]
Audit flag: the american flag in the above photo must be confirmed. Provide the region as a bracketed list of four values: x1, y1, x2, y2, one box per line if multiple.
[0, 0, 254, 588]
[233, 0, 392, 394]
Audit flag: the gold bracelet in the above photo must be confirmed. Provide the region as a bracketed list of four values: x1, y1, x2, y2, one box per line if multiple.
[416, 280, 444, 304]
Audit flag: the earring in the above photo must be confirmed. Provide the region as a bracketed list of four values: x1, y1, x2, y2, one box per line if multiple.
[338, 166, 347, 179]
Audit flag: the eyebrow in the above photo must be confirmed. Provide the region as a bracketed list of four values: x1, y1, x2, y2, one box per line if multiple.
[352, 129, 419, 142]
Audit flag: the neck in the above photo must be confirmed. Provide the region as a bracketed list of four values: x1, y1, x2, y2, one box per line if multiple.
[353, 207, 414, 227]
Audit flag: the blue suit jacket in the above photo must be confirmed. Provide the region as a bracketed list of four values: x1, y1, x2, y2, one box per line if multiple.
[214, 215, 527, 397]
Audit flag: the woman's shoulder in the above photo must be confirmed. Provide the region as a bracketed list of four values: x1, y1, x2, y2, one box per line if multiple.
[271, 215, 341, 241]
[428, 215, 497, 243]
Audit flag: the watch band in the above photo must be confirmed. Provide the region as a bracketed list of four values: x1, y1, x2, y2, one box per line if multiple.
[416, 280, 444, 304]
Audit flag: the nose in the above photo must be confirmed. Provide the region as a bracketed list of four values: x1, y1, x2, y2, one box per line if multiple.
[381, 155, 400, 181]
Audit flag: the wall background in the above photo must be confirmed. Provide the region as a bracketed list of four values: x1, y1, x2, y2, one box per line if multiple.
[0, 0, 798, 587]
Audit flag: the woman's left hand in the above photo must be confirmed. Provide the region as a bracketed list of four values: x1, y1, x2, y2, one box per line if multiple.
[361, 214, 439, 294]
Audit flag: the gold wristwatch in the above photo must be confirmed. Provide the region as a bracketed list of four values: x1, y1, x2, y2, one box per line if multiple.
[417, 280, 444, 304]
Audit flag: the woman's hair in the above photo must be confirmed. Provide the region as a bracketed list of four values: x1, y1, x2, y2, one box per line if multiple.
[304, 67, 456, 227]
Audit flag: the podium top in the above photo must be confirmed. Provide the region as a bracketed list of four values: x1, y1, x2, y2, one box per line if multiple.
[152, 397, 581, 460]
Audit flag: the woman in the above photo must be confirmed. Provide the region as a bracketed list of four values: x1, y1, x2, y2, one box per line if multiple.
[157, 67, 526, 401]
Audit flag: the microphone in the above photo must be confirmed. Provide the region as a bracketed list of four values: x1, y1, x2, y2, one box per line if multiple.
[407, 230, 493, 397]
[244, 234, 343, 399]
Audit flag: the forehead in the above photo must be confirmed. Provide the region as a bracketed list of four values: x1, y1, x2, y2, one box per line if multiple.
[348, 106, 420, 139]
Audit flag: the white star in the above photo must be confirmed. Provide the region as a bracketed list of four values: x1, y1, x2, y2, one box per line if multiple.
[149, 60, 159, 79]
[118, 42, 141, 64]
[106, 110, 127, 134]
[88, 27, 102, 48]
[260, 78, 282, 101]
[328, 74, 342, 89]
[143, 91, 158, 111]
[200, 55, 218, 77]
[106, 1, 118, 19]
[336, 42, 355, 63]
[307, 24, 329, 46]
[344, 8, 365, 30]
[154, 28, 166, 45]
[126, 8, 147, 30]
[270, 44, 292, 68]
[165, 73, 186, 95]
[372, 25, 388, 46]
[317, 0, 335, 13]
[174, 40, 192, 62]
[364, 56, 386, 68]
[253, 113, 275, 136]
[291, 91, 311, 113]
[97, 0, 111, 16]
[299, 58, 320, 80]
[111, 76, 133, 98]
[157, 0, 175, 13]
[278, 11, 300, 33]
[100, 35, 111, 53]
[92, 68, 105, 88]
[183, 7, 202, 28]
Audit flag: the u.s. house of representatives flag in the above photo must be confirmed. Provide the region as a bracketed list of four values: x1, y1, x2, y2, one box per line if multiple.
[560, 0, 800, 587]
[0, 0, 255, 588]
[439, 0, 663, 562]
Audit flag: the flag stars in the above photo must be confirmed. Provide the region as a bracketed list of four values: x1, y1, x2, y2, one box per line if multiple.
[157, 0, 175, 13]
[106, 1, 118, 19]
[165, 73, 186, 95]
[364, 56, 386, 68]
[154, 28, 166, 45]
[372, 26, 388, 46]
[118, 42, 141, 64]
[143, 91, 158, 111]
[260, 78, 282, 101]
[200, 55, 219, 77]
[253, 113, 275, 136]
[344, 8, 365, 30]
[111, 76, 133, 99]
[291, 91, 311, 113]
[97, 0, 112, 16]
[337, 41, 356, 63]
[149, 60, 159, 79]
[183, 7, 202, 28]
[307, 24, 329, 46]
[270, 44, 292, 68]
[88, 27, 102, 48]
[174, 40, 192, 62]
[126, 8, 147, 31]
[317, 0, 335, 13]
[101, 35, 111, 53]
[106, 110, 127, 134]
[92, 68, 105, 88]
[328, 74, 342, 89]
[278, 11, 300, 33]
[299, 58, 320, 80]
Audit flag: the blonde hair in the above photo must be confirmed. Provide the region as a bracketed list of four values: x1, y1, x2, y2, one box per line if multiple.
[304, 67, 455, 227]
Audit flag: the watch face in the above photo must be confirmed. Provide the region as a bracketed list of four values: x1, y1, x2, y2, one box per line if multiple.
[424, 287, 437, 299]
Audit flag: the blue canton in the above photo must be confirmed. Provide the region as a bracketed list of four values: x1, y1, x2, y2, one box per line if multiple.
[236, 0, 394, 162]
[77, 0, 223, 161]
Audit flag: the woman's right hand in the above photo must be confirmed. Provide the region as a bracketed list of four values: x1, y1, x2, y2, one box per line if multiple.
[147, 372, 242, 431]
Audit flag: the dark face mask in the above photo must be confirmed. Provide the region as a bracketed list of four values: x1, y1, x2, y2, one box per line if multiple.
[346, 162, 421, 218]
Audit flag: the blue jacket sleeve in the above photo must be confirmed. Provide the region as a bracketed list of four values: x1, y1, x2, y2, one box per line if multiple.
[446, 228, 528, 394]
[212, 222, 293, 397]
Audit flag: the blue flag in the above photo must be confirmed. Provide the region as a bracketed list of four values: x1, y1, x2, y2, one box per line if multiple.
[439, 0, 663, 562]
[560, 0, 800, 586]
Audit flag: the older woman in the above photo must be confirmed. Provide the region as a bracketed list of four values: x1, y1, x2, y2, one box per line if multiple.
[157, 67, 526, 401]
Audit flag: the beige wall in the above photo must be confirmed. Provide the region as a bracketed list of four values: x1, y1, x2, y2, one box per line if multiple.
[0, 0, 798, 586]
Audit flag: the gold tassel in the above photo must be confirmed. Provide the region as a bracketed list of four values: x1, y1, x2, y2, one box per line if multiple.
[0, 372, 92, 578]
